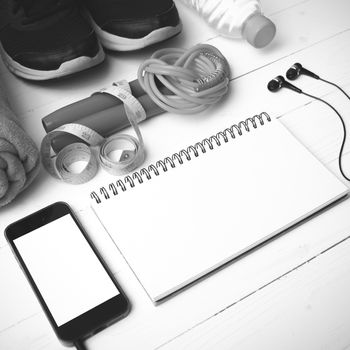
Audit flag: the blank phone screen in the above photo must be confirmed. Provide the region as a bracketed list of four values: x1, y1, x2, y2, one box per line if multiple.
[14, 214, 120, 326]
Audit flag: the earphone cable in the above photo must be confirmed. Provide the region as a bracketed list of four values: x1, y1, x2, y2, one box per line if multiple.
[301, 91, 350, 181]
[74, 339, 87, 350]
[319, 78, 350, 101]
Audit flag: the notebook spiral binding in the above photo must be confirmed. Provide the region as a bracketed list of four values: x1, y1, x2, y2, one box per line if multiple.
[90, 112, 271, 204]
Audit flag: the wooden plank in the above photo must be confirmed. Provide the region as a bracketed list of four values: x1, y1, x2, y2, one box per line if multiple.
[79, 200, 350, 350]
[1, 200, 349, 350]
[1, 0, 350, 349]
[0, 11, 348, 248]
[0, 0, 342, 249]
[210, 0, 350, 79]
[0, 246, 41, 331]
[158, 236, 350, 350]
[2, 159, 350, 350]
[0, 311, 65, 350]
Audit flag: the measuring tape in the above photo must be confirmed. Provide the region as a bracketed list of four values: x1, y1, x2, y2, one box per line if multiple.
[41, 81, 146, 184]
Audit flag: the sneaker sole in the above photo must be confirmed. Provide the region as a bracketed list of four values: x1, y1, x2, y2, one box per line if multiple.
[0, 42, 105, 80]
[91, 20, 182, 51]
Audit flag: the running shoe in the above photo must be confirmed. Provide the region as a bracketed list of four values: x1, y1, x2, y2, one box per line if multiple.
[0, 0, 105, 80]
[83, 0, 182, 51]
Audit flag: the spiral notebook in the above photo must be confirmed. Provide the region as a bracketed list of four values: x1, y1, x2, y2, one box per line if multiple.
[90, 113, 348, 302]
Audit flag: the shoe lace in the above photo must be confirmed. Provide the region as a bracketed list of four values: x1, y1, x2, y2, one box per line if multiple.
[13, 0, 71, 24]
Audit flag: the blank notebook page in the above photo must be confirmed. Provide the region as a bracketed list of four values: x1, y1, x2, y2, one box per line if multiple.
[91, 115, 348, 302]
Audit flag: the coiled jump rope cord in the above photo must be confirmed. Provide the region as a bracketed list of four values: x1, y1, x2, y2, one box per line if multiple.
[138, 43, 230, 114]
[41, 44, 230, 184]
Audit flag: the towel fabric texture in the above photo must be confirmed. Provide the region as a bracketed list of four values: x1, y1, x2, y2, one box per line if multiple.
[0, 87, 40, 207]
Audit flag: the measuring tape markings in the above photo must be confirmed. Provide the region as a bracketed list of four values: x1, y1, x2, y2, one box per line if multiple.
[99, 81, 146, 176]
[41, 45, 230, 184]
[41, 80, 146, 184]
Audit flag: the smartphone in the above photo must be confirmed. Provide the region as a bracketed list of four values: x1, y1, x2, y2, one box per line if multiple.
[5, 202, 130, 346]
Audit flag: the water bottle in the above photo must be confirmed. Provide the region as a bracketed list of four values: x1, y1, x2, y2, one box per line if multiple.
[180, 0, 276, 48]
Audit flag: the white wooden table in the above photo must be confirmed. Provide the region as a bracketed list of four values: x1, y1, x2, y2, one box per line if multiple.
[1, 0, 350, 349]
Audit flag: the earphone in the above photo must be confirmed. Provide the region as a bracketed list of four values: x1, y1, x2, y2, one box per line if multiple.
[267, 75, 302, 94]
[286, 62, 350, 100]
[267, 63, 350, 182]
[286, 63, 320, 80]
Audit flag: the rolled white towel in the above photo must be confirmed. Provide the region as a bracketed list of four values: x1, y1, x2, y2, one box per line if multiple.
[0, 86, 40, 207]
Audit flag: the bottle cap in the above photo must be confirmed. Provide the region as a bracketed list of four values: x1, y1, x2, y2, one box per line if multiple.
[242, 14, 276, 48]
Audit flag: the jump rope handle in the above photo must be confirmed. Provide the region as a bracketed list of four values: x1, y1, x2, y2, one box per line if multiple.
[42, 79, 166, 152]
[42, 44, 230, 152]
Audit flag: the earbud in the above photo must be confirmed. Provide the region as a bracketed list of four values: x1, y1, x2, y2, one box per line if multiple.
[267, 69, 350, 182]
[286, 63, 320, 80]
[267, 75, 302, 94]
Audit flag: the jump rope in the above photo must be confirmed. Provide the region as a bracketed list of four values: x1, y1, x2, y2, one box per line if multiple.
[42, 55, 350, 184]
[41, 44, 230, 184]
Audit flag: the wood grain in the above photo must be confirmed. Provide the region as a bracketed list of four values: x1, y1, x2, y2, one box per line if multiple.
[1, 0, 350, 349]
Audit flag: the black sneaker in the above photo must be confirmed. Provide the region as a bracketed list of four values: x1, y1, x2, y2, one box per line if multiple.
[83, 0, 182, 51]
[0, 0, 105, 80]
